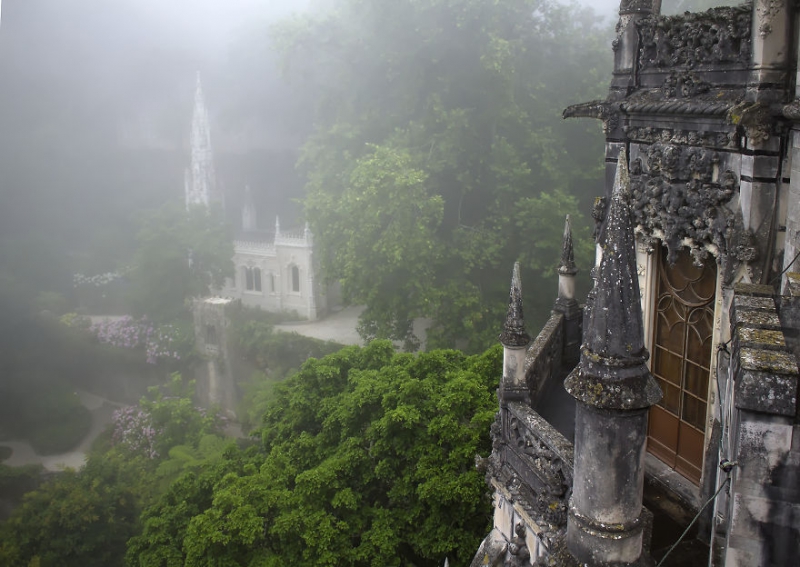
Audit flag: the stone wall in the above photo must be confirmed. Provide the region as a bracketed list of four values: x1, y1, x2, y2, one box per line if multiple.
[192, 297, 238, 415]
[718, 283, 800, 566]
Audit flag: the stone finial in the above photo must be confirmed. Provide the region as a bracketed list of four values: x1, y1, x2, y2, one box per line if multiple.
[275, 215, 281, 236]
[499, 262, 531, 347]
[558, 215, 578, 276]
[565, 148, 661, 410]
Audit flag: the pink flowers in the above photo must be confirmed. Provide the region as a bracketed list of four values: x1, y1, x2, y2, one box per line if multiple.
[90, 317, 192, 365]
[111, 406, 161, 459]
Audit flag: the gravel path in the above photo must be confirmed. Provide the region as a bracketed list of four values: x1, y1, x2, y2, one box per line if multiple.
[274, 305, 366, 345]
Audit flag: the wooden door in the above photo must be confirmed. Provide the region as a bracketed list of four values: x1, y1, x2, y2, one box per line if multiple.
[647, 247, 716, 485]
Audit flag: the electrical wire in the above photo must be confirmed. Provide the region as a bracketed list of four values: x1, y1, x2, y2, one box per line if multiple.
[769, 249, 800, 286]
[654, 475, 732, 567]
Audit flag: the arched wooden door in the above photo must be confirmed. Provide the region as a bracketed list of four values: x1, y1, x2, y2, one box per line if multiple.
[647, 247, 716, 485]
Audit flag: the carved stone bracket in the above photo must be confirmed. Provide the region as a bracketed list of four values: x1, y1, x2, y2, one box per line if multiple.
[629, 142, 738, 268]
[637, 4, 752, 71]
[563, 101, 620, 134]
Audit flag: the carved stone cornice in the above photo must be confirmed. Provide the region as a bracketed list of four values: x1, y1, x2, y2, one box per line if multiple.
[624, 126, 738, 150]
[636, 3, 752, 71]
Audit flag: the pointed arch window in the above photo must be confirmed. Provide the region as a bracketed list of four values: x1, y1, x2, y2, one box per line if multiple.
[244, 267, 262, 292]
[291, 265, 300, 293]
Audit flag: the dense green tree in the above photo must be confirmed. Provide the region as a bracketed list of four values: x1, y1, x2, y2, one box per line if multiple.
[127, 340, 501, 567]
[274, 0, 608, 350]
[0, 377, 231, 567]
[127, 203, 234, 322]
[0, 457, 141, 567]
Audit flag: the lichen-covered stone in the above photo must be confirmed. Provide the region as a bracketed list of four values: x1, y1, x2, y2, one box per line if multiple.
[734, 282, 776, 298]
[734, 310, 783, 331]
[737, 327, 786, 350]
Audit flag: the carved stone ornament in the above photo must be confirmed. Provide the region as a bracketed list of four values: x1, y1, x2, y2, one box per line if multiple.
[507, 416, 571, 526]
[727, 101, 773, 146]
[629, 142, 738, 266]
[507, 524, 531, 567]
[562, 100, 620, 134]
[624, 126, 738, 150]
[637, 4, 752, 70]
[661, 70, 710, 98]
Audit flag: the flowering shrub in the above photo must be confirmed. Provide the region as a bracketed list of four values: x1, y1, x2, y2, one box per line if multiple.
[144, 323, 193, 365]
[73, 269, 129, 288]
[111, 406, 161, 459]
[111, 375, 228, 459]
[90, 317, 194, 365]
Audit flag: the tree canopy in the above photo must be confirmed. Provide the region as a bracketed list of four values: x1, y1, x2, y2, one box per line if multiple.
[275, 0, 608, 350]
[127, 203, 234, 322]
[127, 340, 501, 566]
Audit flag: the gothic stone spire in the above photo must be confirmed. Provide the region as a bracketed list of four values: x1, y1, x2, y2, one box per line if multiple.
[563, 148, 661, 566]
[185, 71, 218, 209]
[566, 148, 660, 409]
[499, 262, 530, 347]
[558, 214, 577, 277]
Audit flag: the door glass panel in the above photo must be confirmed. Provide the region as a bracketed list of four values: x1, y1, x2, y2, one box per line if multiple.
[648, 247, 716, 485]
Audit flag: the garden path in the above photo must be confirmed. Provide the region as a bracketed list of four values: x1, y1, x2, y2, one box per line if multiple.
[1, 391, 126, 471]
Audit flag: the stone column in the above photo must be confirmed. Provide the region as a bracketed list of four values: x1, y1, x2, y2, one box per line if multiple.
[610, 1, 658, 100]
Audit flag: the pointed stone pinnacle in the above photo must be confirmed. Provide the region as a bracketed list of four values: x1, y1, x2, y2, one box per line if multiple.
[565, 148, 661, 410]
[499, 262, 531, 347]
[558, 214, 578, 276]
[275, 215, 281, 235]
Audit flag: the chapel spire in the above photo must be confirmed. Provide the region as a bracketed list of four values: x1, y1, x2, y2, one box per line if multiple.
[185, 71, 219, 209]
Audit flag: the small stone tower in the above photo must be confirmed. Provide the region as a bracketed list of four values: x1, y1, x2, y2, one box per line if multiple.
[563, 150, 662, 565]
[499, 262, 532, 404]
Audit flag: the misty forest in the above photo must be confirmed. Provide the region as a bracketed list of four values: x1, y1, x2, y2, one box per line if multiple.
[0, 1, 728, 566]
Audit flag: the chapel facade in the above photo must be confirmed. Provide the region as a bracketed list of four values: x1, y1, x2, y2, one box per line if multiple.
[186, 73, 328, 321]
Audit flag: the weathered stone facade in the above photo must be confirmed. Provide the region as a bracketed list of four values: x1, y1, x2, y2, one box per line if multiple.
[474, 1, 800, 565]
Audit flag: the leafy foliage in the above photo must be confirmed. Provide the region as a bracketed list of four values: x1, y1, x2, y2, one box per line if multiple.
[0, 376, 231, 567]
[128, 340, 501, 566]
[128, 203, 234, 322]
[276, 0, 608, 350]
